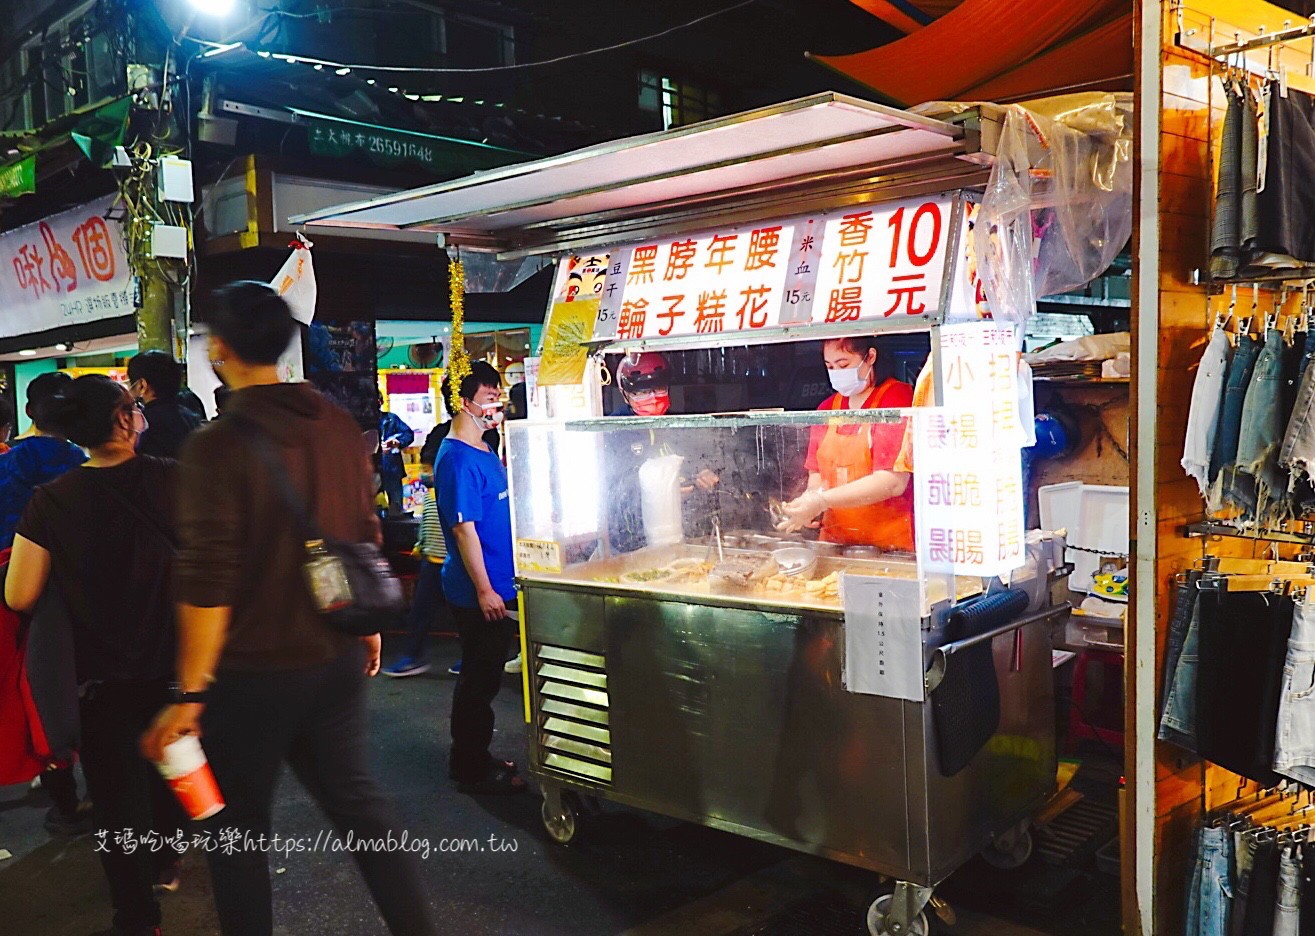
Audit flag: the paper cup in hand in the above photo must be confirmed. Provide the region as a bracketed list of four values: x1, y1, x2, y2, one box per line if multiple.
[156, 735, 225, 820]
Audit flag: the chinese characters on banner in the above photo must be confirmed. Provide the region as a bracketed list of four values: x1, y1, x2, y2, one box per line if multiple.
[595, 223, 797, 342]
[811, 197, 951, 325]
[590, 195, 956, 345]
[0, 195, 132, 338]
[914, 322, 1026, 578]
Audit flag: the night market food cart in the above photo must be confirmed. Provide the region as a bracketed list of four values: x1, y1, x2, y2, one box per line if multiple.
[293, 93, 1090, 936]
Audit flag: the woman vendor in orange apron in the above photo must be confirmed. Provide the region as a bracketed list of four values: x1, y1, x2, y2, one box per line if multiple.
[777, 337, 916, 551]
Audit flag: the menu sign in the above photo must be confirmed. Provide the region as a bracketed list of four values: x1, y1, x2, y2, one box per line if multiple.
[812, 198, 951, 325]
[595, 222, 797, 342]
[592, 195, 956, 345]
[915, 322, 1026, 578]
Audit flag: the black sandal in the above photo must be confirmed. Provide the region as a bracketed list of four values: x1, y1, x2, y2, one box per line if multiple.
[457, 765, 528, 796]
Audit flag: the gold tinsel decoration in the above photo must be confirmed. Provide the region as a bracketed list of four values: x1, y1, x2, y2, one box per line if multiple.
[446, 256, 471, 415]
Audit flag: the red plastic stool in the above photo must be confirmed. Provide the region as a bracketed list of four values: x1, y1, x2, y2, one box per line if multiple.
[1068, 648, 1125, 752]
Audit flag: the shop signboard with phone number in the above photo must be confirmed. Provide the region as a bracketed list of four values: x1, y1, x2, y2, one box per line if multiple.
[592, 194, 956, 343]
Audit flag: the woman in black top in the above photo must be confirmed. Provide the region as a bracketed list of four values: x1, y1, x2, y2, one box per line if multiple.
[6, 375, 182, 936]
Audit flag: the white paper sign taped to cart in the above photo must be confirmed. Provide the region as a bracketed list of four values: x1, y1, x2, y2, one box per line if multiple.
[842, 575, 924, 701]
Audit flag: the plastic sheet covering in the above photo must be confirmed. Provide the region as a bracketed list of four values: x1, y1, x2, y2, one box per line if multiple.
[452, 252, 552, 293]
[974, 93, 1133, 326]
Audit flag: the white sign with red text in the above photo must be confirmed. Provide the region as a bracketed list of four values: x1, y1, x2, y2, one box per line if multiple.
[812, 197, 952, 326]
[599, 222, 796, 342]
[914, 322, 1026, 579]
[0, 196, 132, 338]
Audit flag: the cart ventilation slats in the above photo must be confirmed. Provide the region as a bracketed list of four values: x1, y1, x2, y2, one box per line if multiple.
[544, 734, 612, 764]
[535, 642, 615, 786]
[543, 717, 611, 746]
[543, 752, 612, 784]
[537, 662, 608, 690]
[537, 646, 606, 670]
[541, 698, 610, 726]
[540, 681, 610, 708]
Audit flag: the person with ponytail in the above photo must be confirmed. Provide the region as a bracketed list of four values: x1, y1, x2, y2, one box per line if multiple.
[6, 375, 182, 936]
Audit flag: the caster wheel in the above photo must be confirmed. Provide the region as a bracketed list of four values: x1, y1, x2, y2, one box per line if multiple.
[866, 894, 930, 936]
[981, 827, 1033, 870]
[541, 791, 581, 846]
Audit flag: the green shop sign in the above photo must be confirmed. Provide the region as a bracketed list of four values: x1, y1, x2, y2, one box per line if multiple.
[0, 154, 35, 198]
[304, 115, 526, 175]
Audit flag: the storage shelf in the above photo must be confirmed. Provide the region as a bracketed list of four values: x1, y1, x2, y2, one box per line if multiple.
[1033, 377, 1129, 387]
[1183, 521, 1315, 545]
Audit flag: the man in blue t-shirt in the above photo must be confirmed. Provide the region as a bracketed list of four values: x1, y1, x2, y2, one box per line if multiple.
[434, 361, 525, 795]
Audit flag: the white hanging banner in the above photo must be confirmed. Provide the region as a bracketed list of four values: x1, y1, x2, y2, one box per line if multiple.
[0, 195, 133, 338]
[270, 235, 315, 382]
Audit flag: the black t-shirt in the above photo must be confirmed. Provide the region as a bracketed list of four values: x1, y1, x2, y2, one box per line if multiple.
[16, 457, 177, 683]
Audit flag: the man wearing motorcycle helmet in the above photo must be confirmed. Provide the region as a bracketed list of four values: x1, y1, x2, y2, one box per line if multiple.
[612, 352, 673, 417]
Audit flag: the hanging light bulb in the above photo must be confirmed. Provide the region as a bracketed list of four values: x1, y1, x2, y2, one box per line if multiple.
[187, 0, 236, 15]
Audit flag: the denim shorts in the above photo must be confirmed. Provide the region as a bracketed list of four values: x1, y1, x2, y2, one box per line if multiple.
[1211, 333, 1261, 486]
[1275, 599, 1315, 786]
[1230, 329, 1287, 523]
[1159, 590, 1202, 751]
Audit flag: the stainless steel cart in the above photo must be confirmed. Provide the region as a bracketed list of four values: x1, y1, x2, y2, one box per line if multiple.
[522, 564, 1063, 936]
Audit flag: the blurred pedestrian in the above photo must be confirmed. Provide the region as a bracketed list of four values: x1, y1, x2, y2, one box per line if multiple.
[0, 371, 90, 833]
[127, 351, 202, 459]
[0, 396, 14, 454]
[382, 473, 450, 678]
[7, 375, 182, 936]
[141, 282, 437, 936]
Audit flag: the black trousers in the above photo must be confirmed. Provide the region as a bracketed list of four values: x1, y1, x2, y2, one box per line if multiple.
[1242, 839, 1280, 936]
[1196, 588, 1294, 785]
[201, 646, 437, 936]
[79, 679, 187, 931]
[449, 602, 517, 783]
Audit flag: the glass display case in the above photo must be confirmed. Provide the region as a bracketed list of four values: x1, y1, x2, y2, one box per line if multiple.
[506, 410, 985, 615]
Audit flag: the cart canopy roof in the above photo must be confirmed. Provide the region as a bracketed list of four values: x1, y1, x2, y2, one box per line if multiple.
[288, 92, 987, 257]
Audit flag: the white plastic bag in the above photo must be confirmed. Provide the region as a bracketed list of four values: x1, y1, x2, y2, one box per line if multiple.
[638, 454, 685, 547]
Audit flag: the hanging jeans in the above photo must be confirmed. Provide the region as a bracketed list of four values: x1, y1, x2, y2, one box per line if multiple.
[1188, 825, 1235, 936]
[1275, 598, 1315, 786]
[1210, 334, 1262, 504]
[1275, 847, 1303, 936]
[1229, 328, 1288, 524]
[1242, 839, 1280, 936]
[1161, 586, 1204, 751]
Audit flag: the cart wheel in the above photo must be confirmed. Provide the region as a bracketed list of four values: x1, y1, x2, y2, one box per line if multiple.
[541, 791, 581, 846]
[866, 894, 931, 936]
[981, 827, 1033, 870]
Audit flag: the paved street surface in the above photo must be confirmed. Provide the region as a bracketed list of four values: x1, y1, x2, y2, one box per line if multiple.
[0, 636, 1119, 935]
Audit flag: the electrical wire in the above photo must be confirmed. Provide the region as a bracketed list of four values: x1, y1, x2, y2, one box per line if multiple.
[242, 0, 758, 75]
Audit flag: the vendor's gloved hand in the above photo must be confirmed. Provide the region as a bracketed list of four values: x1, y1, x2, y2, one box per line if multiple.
[775, 489, 828, 533]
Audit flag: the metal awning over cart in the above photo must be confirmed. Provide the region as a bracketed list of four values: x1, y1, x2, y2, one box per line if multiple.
[288, 92, 993, 259]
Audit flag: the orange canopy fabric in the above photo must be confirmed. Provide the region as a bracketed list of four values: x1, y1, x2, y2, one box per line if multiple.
[847, 0, 930, 33]
[961, 14, 1134, 102]
[814, 0, 1131, 105]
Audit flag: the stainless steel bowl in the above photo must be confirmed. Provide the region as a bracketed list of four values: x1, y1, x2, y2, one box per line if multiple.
[842, 545, 882, 560]
[772, 546, 817, 577]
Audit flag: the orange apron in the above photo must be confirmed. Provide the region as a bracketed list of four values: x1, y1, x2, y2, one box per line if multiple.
[816, 382, 915, 550]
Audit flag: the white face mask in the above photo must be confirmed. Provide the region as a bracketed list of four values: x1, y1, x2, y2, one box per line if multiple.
[827, 362, 870, 398]
[467, 401, 504, 430]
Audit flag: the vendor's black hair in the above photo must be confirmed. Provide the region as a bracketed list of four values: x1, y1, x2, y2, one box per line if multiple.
[127, 350, 183, 397]
[46, 375, 132, 448]
[831, 335, 881, 360]
[207, 281, 295, 366]
[458, 361, 502, 401]
[27, 371, 73, 433]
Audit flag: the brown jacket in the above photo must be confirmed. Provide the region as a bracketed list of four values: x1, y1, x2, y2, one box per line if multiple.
[174, 383, 377, 672]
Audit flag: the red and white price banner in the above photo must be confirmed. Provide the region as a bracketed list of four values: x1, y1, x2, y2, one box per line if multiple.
[812, 197, 951, 326]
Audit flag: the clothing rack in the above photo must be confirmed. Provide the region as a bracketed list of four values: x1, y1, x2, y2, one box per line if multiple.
[1185, 521, 1315, 547]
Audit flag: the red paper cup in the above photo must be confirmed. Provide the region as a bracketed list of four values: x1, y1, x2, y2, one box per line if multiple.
[156, 735, 225, 821]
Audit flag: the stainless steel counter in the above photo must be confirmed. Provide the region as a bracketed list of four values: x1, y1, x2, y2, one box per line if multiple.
[523, 579, 1059, 894]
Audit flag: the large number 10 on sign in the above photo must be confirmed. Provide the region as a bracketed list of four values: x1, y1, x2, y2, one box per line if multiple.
[814, 195, 950, 325]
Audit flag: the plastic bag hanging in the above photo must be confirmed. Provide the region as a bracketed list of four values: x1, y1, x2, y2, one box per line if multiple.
[974, 93, 1133, 326]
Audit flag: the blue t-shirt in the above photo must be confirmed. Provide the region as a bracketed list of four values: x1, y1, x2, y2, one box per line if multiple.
[435, 436, 515, 609]
[0, 436, 88, 549]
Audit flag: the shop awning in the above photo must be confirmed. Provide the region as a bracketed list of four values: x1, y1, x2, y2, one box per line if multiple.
[811, 0, 1131, 105]
[288, 92, 989, 258]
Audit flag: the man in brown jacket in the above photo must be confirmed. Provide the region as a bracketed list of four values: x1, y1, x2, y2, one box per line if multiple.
[142, 282, 437, 936]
